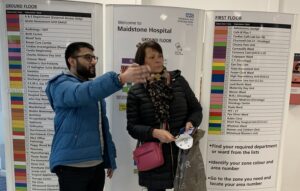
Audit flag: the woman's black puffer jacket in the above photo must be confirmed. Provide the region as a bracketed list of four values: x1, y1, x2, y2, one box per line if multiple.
[126, 70, 203, 189]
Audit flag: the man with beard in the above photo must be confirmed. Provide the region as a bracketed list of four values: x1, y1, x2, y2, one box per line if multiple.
[45, 42, 150, 191]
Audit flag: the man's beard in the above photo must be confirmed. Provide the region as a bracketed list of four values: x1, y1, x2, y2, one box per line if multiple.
[76, 62, 96, 79]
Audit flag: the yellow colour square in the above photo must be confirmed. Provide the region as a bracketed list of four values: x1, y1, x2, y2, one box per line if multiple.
[119, 103, 126, 111]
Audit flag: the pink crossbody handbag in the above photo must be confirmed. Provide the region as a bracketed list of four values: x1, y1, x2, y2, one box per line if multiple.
[133, 142, 164, 171]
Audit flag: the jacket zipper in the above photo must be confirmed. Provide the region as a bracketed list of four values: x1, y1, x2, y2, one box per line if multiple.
[170, 142, 175, 179]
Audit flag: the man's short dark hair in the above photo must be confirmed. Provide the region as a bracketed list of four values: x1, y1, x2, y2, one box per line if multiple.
[65, 42, 94, 69]
[134, 40, 163, 65]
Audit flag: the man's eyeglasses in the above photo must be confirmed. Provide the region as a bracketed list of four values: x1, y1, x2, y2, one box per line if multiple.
[73, 54, 98, 63]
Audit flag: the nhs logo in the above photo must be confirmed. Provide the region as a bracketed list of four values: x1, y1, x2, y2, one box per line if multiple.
[185, 12, 194, 18]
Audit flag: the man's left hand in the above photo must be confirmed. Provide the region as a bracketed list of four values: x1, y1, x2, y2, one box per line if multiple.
[107, 168, 114, 179]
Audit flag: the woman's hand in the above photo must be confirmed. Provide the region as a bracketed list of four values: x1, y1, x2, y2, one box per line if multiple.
[185, 121, 194, 132]
[152, 129, 175, 143]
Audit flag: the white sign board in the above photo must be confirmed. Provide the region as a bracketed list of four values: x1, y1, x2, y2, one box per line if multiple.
[201, 11, 295, 191]
[0, 0, 101, 190]
[106, 5, 204, 191]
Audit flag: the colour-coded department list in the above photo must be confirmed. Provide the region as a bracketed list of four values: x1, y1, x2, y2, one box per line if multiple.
[6, 8, 92, 190]
[209, 22, 291, 136]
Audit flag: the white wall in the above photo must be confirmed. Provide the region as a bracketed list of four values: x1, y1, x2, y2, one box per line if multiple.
[280, 0, 300, 52]
[278, 1, 300, 191]
[142, 0, 280, 11]
[0, 97, 3, 144]
[66, 0, 141, 4]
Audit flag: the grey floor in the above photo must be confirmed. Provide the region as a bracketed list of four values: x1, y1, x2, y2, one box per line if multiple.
[0, 175, 6, 191]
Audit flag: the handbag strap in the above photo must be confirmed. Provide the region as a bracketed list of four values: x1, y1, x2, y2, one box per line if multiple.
[136, 140, 141, 148]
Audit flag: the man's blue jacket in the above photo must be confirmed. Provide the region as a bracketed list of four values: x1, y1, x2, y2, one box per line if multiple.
[45, 71, 122, 172]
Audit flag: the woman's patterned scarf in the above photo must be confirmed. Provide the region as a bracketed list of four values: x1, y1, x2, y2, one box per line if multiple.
[146, 67, 173, 122]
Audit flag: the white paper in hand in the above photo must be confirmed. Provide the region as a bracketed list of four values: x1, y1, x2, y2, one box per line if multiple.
[175, 133, 193, 150]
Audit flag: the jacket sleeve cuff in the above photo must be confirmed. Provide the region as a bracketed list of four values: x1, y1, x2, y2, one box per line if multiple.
[148, 128, 155, 139]
[109, 71, 123, 88]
